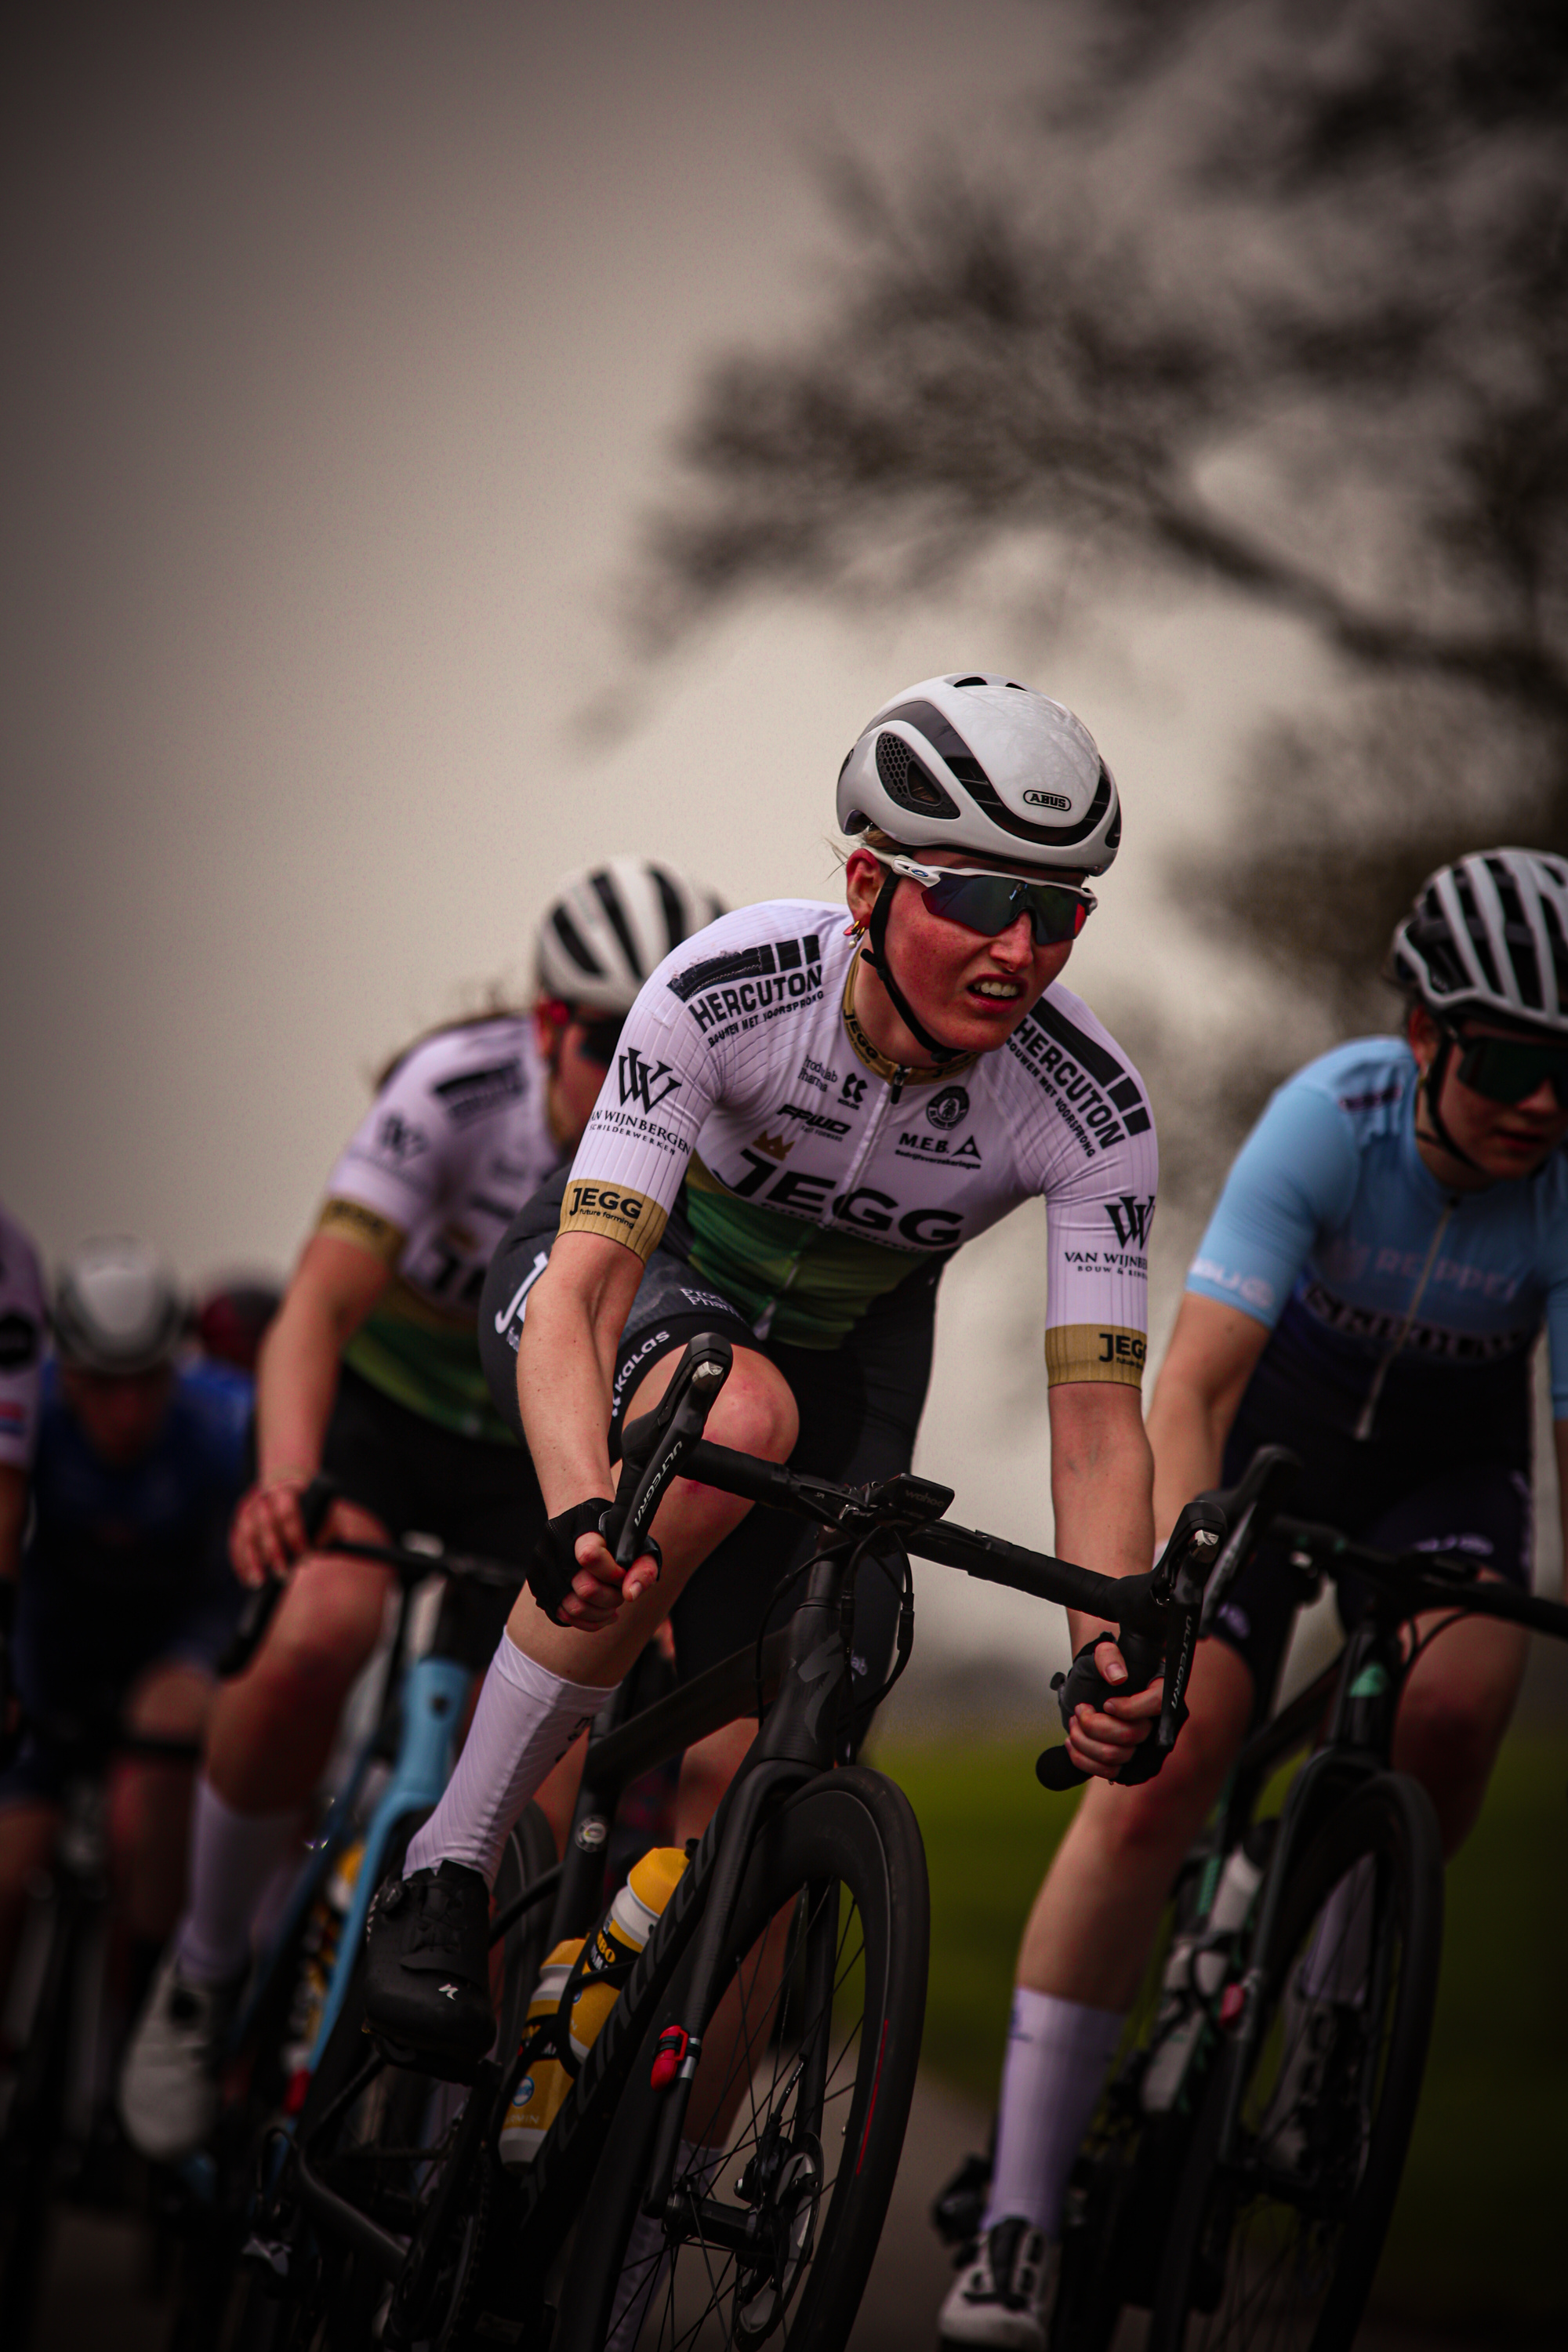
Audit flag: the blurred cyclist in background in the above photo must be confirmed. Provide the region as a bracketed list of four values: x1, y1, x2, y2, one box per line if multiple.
[122, 858, 723, 2161]
[0, 1238, 249, 2020]
[0, 1200, 46, 1725]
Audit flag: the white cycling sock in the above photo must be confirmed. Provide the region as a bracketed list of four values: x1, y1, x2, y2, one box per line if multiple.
[606, 2137, 726, 2351]
[982, 1988, 1126, 2239]
[405, 1633, 611, 1888]
[1299, 1853, 1375, 2003]
[175, 1781, 301, 1989]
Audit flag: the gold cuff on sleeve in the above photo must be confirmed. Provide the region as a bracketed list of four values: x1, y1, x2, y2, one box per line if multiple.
[557, 1177, 669, 1262]
[1044, 1322, 1147, 1388]
[316, 1197, 405, 1265]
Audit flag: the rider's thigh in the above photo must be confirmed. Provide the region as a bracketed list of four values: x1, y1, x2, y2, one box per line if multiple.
[1081, 1636, 1255, 1867]
[256, 1502, 396, 1696]
[675, 1718, 757, 1843]
[623, 1343, 798, 1472]
[1393, 1588, 1526, 1856]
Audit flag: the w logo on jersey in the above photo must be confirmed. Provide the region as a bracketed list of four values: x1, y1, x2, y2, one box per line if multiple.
[618, 1046, 681, 1115]
[1105, 1194, 1155, 1250]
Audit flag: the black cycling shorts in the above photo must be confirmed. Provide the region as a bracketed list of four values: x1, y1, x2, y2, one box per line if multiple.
[318, 1366, 541, 1668]
[479, 1174, 942, 1748]
[1210, 1390, 1533, 1699]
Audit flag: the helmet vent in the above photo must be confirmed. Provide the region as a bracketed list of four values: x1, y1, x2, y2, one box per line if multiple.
[876, 731, 960, 818]
[952, 675, 988, 688]
[548, 905, 606, 980]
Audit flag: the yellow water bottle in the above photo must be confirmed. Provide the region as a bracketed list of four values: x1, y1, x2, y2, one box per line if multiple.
[498, 1938, 584, 2171]
[568, 1846, 689, 2063]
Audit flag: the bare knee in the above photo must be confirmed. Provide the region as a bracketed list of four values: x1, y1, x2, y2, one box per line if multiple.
[706, 1359, 797, 1466]
[1395, 1690, 1504, 1854]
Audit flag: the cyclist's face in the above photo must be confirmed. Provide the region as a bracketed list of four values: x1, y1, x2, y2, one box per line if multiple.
[845, 848, 1080, 1055]
[1411, 1007, 1568, 1181]
[60, 1363, 174, 1468]
[535, 1004, 621, 1146]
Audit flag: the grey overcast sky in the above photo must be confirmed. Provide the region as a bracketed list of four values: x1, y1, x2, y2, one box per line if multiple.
[5, 2, 1341, 1661]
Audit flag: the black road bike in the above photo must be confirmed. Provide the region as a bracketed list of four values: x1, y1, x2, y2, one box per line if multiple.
[213, 1332, 1229, 2352]
[1047, 1444, 1568, 2352]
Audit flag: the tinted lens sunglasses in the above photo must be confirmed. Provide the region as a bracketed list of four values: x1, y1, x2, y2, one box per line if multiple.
[1449, 1029, 1568, 1108]
[575, 1014, 626, 1066]
[874, 852, 1095, 946]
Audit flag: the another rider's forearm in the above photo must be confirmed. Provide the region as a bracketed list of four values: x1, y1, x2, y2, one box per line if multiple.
[253, 1287, 354, 1483]
[1145, 1374, 1230, 1546]
[1054, 1405, 1156, 1656]
[516, 1266, 620, 1517]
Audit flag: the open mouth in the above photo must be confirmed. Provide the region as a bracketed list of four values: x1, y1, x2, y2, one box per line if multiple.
[968, 977, 1024, 1003]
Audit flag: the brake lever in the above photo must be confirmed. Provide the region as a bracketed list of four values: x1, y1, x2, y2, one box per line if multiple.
[1036, 1504, 1225, 1794]
[604, 1334, 734, 1570]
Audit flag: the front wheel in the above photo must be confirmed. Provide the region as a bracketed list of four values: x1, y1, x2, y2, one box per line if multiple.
[557, 1765, 929, 2352]
[1149, 1773, 1443, 2352]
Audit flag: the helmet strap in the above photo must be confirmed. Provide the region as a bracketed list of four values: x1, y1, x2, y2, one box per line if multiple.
[1419, 1028, 1488, 1178]
[859, 875, 968, 1065]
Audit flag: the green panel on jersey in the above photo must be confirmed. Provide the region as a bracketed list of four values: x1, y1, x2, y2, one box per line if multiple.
[684, 1161, 924, 1348]
[343, 1287, 515, 1446]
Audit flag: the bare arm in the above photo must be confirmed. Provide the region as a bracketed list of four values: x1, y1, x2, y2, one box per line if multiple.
[1048, 1381, 1162, 1778]
[231, 1231, 394, 1583]
[1145, 1293, 1273, 1542]
[515, 1232, 656, 1627]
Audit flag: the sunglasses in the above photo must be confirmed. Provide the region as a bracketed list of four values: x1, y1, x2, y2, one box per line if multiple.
[873, 851, 1096, 947]
[1447, 1028, 1568, 1109]
[575, 1014, 626, 1067]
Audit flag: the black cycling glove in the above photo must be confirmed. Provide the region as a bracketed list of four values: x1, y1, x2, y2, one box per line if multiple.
[527, 1499, 662, 1627]
[1052, 1628, 1182, 1788]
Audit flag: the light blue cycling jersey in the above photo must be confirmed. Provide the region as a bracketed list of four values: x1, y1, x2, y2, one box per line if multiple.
[1187, 1036, 1568, 1428]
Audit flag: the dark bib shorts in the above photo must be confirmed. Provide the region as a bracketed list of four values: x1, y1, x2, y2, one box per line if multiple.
[479, 1172, 941, 1748]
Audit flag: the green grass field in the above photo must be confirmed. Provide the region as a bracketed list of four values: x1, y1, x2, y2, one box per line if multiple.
[870, 1728, 1568, 2333]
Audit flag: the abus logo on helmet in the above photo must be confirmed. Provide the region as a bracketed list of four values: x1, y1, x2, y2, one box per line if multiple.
[1022, 789, 1072, 811]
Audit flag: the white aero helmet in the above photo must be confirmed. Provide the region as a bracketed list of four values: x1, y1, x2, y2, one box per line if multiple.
[53, 1236, 187, 1374]
[535, 858, 726, 1017]
[1390, 849, 1568, 1037]
[837, 673, 1120, 875]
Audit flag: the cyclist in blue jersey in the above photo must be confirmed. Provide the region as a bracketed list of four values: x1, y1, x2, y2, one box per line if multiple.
[0, 1238, 249, 2018]
[937, 848, 1568, 2350]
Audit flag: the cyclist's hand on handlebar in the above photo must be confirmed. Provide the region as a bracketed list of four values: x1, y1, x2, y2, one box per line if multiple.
[230, 1472, 324, 1588]
[1061, 1636, 1163, 1780]
[528, 1498, 662, 1630]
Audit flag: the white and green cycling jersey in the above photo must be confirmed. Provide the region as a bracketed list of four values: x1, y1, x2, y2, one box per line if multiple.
[317, 1017, 568, 1441]
[557, 899, 1158, 1382]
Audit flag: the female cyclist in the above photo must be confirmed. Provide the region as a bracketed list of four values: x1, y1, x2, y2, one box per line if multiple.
[121, 859, 720, 2161]
[359, 673, 1163, 2140]
[939, 848, 1568, 2349]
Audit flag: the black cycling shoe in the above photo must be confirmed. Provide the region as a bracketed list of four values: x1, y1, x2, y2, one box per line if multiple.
[361, 1860, 495, 2079]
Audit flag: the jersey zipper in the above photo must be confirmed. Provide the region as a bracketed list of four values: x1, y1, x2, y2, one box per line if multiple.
[1352, 1196, 1456, 1443]
[750, 1049, 902, 1341]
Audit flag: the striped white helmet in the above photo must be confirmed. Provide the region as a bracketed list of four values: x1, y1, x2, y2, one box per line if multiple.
[1391, 849, 1568, 1036]
[535, 858, 725, 1016]
[837, 673, 1120, 875]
